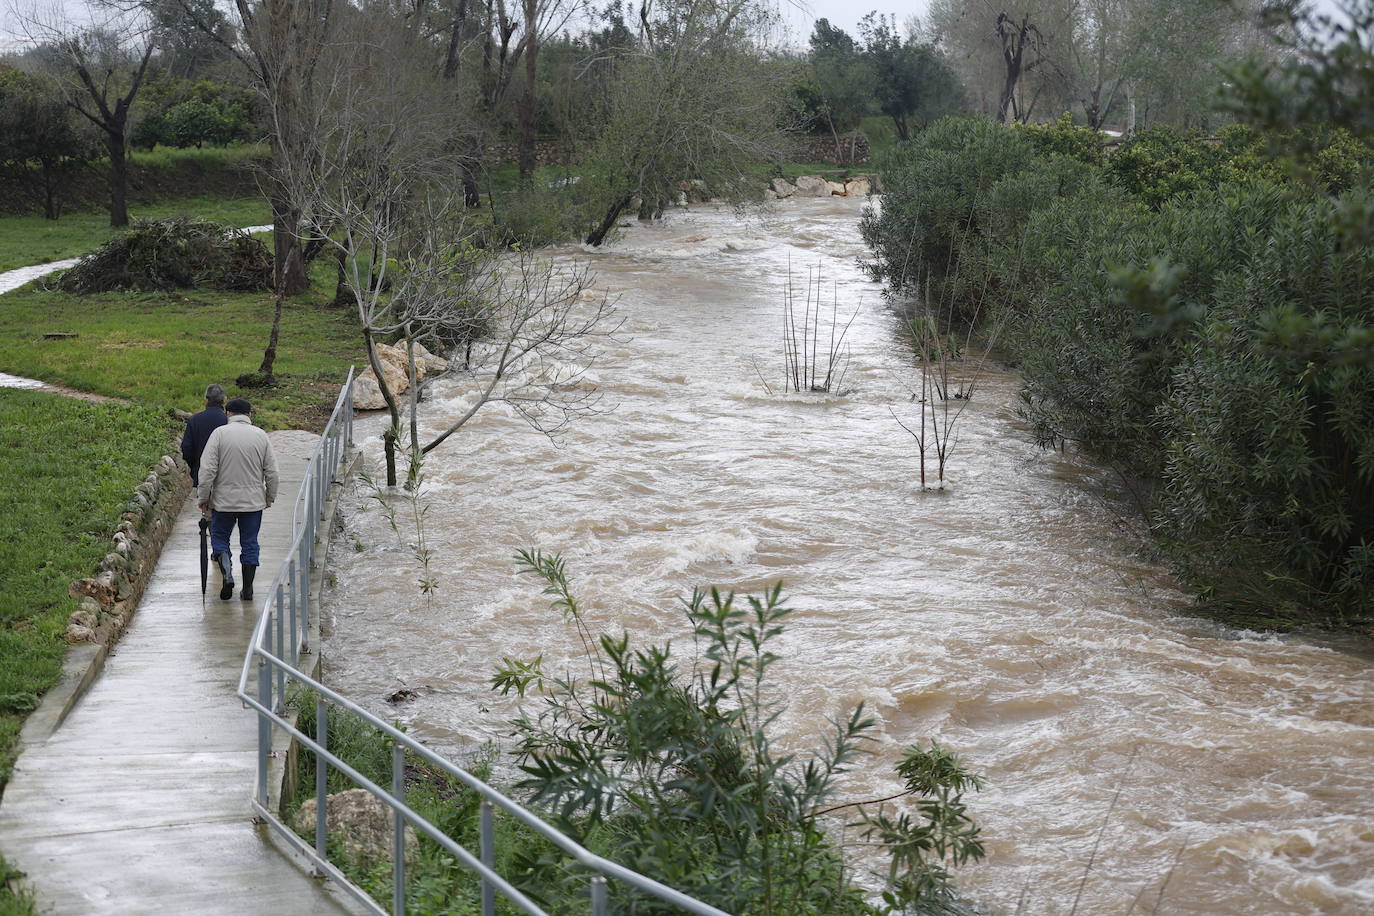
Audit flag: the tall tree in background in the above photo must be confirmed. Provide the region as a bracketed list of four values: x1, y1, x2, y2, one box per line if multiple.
[0, 66, 96, 219]
[15, 5, 157, 226]
[514, 0, 585, 180]
[859, 12, 963, 140]
[578, 0, 788, 246]
[44, 22, 155, 227]
[147, 0, 236, 78]
[807, 19, 874, 160]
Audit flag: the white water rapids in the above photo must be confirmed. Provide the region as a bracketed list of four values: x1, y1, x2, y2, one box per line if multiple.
[321, 196, 1374, 914]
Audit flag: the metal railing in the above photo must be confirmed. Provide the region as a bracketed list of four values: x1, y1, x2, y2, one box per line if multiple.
[237, 372, 730, 916]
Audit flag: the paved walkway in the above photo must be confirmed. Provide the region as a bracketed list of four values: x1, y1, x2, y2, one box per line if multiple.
[0, 430, 357, 914]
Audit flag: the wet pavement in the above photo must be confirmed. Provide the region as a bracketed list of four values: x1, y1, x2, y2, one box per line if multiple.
[0, 430, 359, 914]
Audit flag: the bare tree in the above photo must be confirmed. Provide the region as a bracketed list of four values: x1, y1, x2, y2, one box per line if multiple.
[16, 6, 155, 226]
[297, 13, 619, 485]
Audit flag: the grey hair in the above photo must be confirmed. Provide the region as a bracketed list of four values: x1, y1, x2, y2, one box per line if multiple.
[205, 383, 226, 407]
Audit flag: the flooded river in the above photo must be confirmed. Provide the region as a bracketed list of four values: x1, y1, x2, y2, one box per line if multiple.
[321, 196, 1374, 914]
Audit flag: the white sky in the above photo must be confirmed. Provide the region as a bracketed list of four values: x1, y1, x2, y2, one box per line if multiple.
[775, 0, 933, 47]
[2, 0, 1354, 59]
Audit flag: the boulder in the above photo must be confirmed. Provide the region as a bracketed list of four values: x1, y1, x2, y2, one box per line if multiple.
[292, 789, 418, 863]
[375, 344, 413, 384]
[352, 374, 387, 411]
[770, 178, 796, 198]
[793, 175, 831, 198]
[408, 342, 448, 375]
[844, 177, 872, 197]
[826, 180, 847, 196]
[763, 188, 779, 200]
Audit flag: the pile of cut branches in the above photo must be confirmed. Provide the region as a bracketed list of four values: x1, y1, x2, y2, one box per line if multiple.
[57, 217, 271, 294]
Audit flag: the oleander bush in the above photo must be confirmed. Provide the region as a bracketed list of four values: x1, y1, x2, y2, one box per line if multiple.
[864, 115, 1374, 626]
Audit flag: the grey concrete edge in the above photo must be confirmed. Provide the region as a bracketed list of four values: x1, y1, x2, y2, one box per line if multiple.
[13, 451, 190, 753]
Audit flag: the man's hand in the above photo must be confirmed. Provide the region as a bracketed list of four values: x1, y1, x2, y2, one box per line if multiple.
[265, 503, 272, 510]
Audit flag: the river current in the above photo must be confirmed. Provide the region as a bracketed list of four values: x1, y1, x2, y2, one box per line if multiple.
[321, 196, 1374, 914]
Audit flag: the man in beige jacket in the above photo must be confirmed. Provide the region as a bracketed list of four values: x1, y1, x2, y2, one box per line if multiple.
[198, 398, 279, 601]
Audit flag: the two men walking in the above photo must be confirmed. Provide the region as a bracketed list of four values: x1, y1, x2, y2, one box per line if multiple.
[184, 389, 278, 601]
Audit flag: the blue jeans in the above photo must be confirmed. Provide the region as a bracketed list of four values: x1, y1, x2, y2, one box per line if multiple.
[210, 510, 264, 567]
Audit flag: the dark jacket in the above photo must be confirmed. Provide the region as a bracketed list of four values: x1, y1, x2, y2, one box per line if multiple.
[181, 407, 228, 485]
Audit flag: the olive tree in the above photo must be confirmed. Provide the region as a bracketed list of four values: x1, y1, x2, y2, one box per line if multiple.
[14, 7, 156, 226]
[578, 0, 790, 246]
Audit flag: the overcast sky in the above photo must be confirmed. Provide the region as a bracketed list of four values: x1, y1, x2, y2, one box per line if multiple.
[1, 0, 1354, 58]
[776, 0, 932, 47]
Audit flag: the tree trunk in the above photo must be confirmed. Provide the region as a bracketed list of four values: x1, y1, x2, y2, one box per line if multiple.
[586, 194, 632, 247]
[1125, 83, 1137, 136]
[516, 0, 539, 181]
[270, 193, 309, 295]
[258, 286, 286, 379]
[107, 133, 129, 228]
[460, 157, 482, 208]
[40, 160, 57, 220]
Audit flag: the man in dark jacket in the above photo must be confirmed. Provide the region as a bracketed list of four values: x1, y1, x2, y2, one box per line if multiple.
[181, 383, 229, 493]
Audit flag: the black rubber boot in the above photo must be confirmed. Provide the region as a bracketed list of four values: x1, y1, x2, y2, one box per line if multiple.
[216, 553, 235, 600]
[241, 564, 257, 601]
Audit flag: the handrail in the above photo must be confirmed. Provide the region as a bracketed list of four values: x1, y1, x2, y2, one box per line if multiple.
[236, 369, 731, 916]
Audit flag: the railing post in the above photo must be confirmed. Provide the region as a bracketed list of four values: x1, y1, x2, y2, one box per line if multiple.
[315, 696, 328, 859]
[481, 802, 495, 916]
[393, 743, 406, 916]
[299, 556, 311, 654]
[274, 583, 285, 709]
[288, 558, 298, 662]
[256, 659, 270, 805]
[591, 876, 608, 916]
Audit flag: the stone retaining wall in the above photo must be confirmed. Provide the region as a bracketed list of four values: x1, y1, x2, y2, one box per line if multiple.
[66, 452, 191, 644]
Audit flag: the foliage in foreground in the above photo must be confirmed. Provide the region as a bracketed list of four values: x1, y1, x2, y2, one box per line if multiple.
[862, 114, 1374, 628]
[0, 390, 175, 787]
[497, 551, 985, 914]
[284, 553, 985, 914]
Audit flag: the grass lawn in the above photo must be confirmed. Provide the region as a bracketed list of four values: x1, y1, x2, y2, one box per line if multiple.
[0, 390, 177, 783]
[0, 262, 363, 430]
[0, 196, 272, 273]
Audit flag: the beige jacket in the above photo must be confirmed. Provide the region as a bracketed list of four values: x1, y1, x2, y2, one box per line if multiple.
[198, 415, 279, 512]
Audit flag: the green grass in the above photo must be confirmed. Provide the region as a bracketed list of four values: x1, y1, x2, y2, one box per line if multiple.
[0, 196, 272, 273]
[0, 850, 37, 916]
[128, 143, 267, 170]
[287, 697, 554, 914]
[0, 259, 363, 430]
[0, 389, 177, 789]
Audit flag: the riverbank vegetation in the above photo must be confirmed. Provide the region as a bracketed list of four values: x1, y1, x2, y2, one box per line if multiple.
[0, 390, 175, 789]
[283, 555, 986, 913]
[862, 6, 1374, 631]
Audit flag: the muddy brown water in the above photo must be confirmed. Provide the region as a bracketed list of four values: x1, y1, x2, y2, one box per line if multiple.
[321, 196, 1374, 914]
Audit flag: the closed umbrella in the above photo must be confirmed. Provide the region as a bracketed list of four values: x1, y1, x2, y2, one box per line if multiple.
[199, 516, 210, 605]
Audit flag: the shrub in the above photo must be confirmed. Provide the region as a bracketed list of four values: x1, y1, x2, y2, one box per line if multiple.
[1014, 113, 1107, 167]
[860, 116, 1033, 310]
[55, 217, 273, 294]
[498, 551, 986, 914]
[867, 113, 1374, 626]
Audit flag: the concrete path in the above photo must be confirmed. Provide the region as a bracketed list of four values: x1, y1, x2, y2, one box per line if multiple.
[0, 431, 358, 914]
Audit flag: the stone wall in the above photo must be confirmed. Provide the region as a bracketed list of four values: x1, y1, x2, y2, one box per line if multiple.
[789, 132, 871, 166]
[66, 452, 191, 644]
